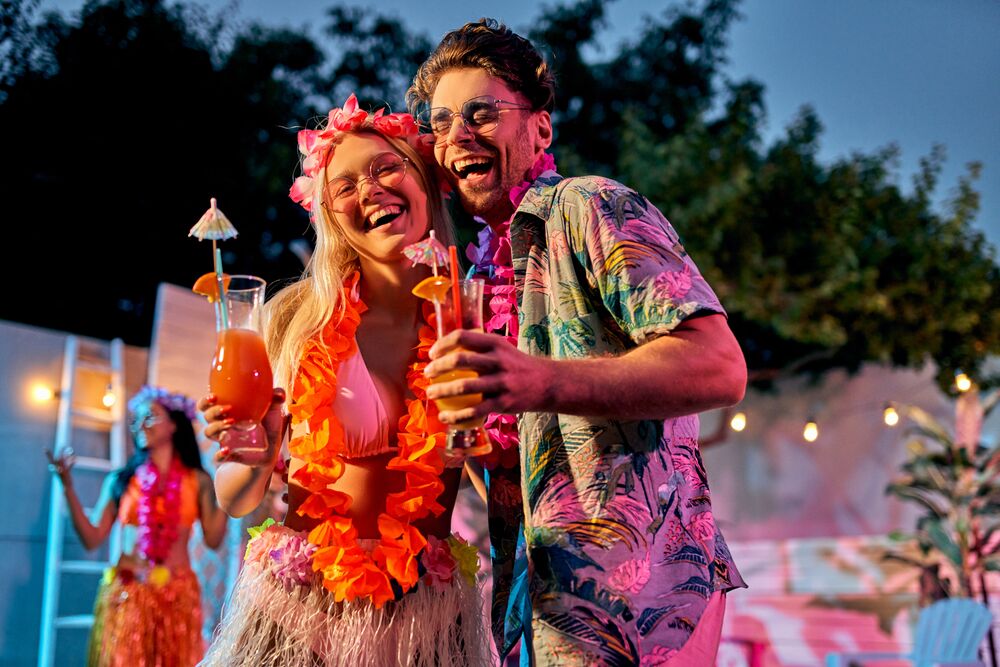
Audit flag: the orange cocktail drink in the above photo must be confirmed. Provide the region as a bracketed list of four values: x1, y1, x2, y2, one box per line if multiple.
[431, 369, 481, 413]
[430, 349, 485, 430]
[210, 327, 273, 426]
[207, 274, 273, 448]
[414, 275, 490, 456]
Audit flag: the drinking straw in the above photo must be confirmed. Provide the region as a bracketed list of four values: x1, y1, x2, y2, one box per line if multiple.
[448, 245, 462, 330]
[430, 230, 440, 277]
[214, 245, 229, 330]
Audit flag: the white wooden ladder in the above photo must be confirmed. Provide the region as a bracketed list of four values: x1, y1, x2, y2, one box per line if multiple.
[37, 335, 126, 667]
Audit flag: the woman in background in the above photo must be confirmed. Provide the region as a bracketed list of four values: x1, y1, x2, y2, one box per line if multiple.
[46, 385, 227, 666]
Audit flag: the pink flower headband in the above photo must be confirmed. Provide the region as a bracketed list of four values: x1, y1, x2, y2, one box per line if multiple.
[128, 385, 198, 421]
[289, 94, 420, 211]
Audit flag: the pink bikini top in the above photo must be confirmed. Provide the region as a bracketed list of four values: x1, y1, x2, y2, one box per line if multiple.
[331, 344, 392, 458]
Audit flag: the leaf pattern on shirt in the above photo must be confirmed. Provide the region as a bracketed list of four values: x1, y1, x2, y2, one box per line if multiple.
[486, 174, 745, 663]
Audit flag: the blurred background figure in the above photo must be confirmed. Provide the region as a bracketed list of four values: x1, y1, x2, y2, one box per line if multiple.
[45, 385, 227, 666]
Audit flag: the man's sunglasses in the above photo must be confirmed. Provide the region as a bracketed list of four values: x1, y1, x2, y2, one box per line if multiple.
[419, 96, 532, 141]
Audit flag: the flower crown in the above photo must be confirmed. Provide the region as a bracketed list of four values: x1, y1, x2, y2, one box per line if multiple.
[289, 94, 420, 212]
[128, 385, 198, 421]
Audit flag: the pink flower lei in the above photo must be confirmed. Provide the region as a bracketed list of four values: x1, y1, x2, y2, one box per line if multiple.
[135, 455, 184, 564]
[289, 94, 420, 212]
[466, 151, 557, 468]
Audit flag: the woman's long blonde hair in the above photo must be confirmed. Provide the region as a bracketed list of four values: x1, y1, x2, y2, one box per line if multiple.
[265, 127, 454, 394]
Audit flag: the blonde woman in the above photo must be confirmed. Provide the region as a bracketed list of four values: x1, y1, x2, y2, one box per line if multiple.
[199, 95, 488, 666]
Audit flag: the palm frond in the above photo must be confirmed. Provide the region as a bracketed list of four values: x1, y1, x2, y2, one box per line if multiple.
[566, 518, 643, 551]
[900, 405, 954, 447]
[603, 240, 674, 276]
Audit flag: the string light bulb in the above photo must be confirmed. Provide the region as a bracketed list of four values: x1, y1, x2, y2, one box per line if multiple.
[955, 371, 972, 393]
[883, 404, 899, 427]
[102, 385, 116, 408]
[803, 419, 819, 443]
[729, 411, 747, 432]
[30, 383, 55, 403]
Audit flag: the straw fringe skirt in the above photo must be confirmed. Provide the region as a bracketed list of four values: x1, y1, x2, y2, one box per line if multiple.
[201, 527, 490, 667]
[88, 565, 204, 667]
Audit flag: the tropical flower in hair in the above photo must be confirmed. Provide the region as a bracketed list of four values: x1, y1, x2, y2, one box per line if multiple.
[328, 94, 368, 131]
[128, 385, 197, 420]
[372, 109, 419, 137]
[289, 94, 420, 211]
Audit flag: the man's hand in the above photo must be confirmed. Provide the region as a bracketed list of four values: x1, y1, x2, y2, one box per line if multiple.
[425, 329, 555, 424]
[426, 313, 746, 423]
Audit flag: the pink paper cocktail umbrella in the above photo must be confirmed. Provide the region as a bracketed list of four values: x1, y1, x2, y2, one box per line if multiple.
[402, 230, 449, 276]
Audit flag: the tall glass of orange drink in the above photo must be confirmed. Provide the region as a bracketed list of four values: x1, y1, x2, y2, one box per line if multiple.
[432, 278, 492, 457]
[209, 275, 273, 450]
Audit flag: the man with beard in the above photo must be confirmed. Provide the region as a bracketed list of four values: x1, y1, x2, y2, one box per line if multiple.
[409, 19, 747, 666]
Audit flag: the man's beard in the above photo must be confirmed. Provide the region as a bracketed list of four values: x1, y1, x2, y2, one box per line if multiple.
[457, 178, 510, 223]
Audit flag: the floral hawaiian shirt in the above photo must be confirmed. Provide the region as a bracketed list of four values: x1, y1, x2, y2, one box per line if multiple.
[487, 172, 747, 666]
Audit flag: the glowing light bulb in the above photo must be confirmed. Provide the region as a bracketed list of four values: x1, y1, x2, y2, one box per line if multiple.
[955, 372, 972, 393]
[729, 412, 747, 432]
[102, 387, 116, 408]
[30, 384, 55, 403]
[883, 405, 899, 427]
[803, 420, 819, 443]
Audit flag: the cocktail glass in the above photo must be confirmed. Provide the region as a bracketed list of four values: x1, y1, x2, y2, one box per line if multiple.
[432, 278, 492, 457]
[209, 275, 273, 450]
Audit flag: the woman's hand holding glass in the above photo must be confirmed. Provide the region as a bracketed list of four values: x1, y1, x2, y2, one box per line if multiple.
[200, 388, 287, 468]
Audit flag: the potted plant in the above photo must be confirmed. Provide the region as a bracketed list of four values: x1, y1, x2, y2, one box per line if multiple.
[885, 386, 999, 660]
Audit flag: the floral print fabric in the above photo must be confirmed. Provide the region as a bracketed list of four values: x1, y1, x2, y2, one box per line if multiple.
[489, 173, 746, 665]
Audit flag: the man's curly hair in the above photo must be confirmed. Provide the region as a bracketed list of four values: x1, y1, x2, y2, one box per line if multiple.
[407, 18, 555, 115]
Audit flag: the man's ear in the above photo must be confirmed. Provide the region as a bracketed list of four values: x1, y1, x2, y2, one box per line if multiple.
[534, 111, 553, 152]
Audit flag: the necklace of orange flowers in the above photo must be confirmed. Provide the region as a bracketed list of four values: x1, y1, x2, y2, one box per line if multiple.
[287, 276, 447, 608]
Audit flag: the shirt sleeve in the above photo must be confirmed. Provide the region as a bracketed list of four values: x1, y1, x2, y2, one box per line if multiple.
[563, 179, 725, 344]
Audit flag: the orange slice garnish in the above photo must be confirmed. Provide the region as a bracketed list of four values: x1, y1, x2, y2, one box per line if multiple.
[192, 272, 231, 302]
[412, 275, 451, 302]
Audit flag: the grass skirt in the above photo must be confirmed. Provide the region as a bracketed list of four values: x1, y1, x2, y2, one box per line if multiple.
[201, 525, 490, 666]
[88, 565, 203, 667]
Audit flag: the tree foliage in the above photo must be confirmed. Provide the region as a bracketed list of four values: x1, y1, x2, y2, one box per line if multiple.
[0, 0, 996, 392]
[0, 0, 321, 340]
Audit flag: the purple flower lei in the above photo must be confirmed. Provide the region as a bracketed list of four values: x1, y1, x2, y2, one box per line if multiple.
[465, 152, 557, 458]
[128, 385, 198, 420]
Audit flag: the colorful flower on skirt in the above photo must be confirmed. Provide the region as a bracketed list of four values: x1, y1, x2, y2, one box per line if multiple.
[244, 517, 277, 561]
[148, 565, 171, 587]
[446, 535, 481, 586]
[269, 535, 318, 589]
[422, 535, 457, 587]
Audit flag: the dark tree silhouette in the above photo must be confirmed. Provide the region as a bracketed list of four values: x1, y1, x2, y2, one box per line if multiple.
[1, 0, 996, 393]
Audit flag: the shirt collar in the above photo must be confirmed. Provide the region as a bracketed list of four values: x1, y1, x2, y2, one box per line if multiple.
[514, 170, 565, 221]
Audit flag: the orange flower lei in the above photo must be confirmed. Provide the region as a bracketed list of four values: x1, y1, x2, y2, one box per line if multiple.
[288, 282, 447, 608]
